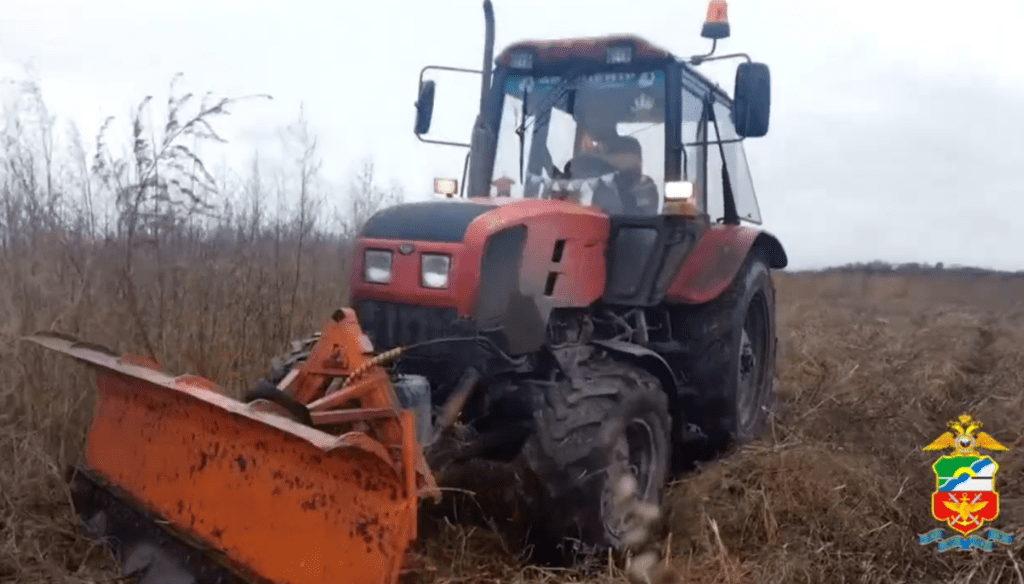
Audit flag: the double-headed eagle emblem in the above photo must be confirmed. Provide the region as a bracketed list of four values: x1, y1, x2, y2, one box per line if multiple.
[921, 414, 1010, 541]
[923, 414, 1009, 457]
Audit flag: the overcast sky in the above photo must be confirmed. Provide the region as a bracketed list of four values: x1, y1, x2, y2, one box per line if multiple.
[1, 0, 1022, 270]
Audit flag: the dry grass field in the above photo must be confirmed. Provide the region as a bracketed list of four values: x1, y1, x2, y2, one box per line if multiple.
[2, 264, 1023, 584]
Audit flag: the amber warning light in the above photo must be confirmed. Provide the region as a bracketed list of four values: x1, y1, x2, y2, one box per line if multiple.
[701, 0, 731, 40]
[434, 178, 458, 197]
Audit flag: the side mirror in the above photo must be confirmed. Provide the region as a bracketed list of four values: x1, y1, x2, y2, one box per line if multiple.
[414, 80, 436, 136]
[732, 62, 770, 138]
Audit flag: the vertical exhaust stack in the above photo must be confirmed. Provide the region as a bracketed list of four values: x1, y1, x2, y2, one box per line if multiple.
[467, 0, 496, 198]
[480, 0, 495, 111]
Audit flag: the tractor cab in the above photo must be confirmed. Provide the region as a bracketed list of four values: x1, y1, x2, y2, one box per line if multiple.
[415, 3, 771, 230]
[489, 56, 667, 217]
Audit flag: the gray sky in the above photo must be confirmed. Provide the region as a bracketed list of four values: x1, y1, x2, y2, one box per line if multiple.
[1, 0, 1023, 270]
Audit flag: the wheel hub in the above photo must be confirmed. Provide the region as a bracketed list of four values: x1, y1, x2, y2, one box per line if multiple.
[601, 419, 657, 543]
[736, 293, 769, 433]
[736, 328, 757, 428]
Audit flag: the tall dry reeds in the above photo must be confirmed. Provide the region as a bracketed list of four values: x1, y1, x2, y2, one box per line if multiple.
[0, 71, 402, 582]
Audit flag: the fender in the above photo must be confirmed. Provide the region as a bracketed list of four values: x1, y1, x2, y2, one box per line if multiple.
[590, 339, 690, 402]
[664, 224, 787, 305]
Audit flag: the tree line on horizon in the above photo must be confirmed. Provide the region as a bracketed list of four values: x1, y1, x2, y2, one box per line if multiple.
[783, 261, 1024, 278]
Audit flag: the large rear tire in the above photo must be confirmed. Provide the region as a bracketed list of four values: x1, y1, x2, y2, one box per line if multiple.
[518, 354, 671, 565]
[680, 251, 777, 453]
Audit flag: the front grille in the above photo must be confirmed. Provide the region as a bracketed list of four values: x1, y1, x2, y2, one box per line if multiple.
[353, 300, 460, 351]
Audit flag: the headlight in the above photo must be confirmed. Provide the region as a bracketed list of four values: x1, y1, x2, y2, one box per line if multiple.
[509, 50, 533, 70]
[607, 45, 633, 65]
[421, 254, 450, 289]
[364, 249, 393, 284]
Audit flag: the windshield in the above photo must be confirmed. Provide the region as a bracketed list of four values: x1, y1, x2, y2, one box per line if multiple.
[489, 70, 666, 216]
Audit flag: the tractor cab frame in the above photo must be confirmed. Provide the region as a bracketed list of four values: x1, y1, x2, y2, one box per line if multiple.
[414, 5, 771, 234]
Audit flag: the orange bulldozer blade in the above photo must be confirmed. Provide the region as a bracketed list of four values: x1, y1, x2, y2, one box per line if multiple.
[24, 308, 438, 584]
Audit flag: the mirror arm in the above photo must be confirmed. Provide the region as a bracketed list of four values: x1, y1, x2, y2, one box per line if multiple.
[416, 136, 473, 148]
[689, 51, 751, 66]
[414, 64, 484, 147]
[420, 65, 484, 78]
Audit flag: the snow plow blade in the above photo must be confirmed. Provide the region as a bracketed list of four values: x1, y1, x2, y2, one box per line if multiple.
[24, 309, 434, 584]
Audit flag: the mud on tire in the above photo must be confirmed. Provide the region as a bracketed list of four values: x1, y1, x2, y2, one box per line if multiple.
[680, 250, 778, 453]
[517, 354, 671, 565]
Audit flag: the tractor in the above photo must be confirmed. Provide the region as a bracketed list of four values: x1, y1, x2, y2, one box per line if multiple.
[25, 1, 786, 583]
[336, 0, 785, 563]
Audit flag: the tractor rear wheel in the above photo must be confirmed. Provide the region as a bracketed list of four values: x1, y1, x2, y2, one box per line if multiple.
[518, 355, 671, 565]
[682, 251, 777, 453]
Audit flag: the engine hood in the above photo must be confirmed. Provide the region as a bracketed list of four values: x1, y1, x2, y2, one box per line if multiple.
[360, 200, 499, 243]
[359, 197, 611, 244]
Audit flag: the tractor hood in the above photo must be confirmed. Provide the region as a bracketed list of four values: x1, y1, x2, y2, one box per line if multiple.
[360, 200, 499, 244]
[359, 198, 611, 246]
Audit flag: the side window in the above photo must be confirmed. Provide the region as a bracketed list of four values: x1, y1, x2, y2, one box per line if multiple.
[714, 102, 762, 224]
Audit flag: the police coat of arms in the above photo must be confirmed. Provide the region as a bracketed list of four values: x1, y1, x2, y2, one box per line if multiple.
[919, 414, 1016, 551]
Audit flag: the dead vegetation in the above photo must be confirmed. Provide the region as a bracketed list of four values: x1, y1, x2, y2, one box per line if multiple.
[394, 271, 1024, 584]
[2, 73, 1023, 583]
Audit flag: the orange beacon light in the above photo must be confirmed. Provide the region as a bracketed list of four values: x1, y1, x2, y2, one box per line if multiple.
[701, 0, 731, 40]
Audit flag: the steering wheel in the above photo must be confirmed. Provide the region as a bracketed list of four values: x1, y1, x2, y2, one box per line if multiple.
[562, 153, 618, 180]
[551, 154, 627, 213]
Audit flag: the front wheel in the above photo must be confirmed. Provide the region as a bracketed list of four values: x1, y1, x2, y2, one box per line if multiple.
[518, 356, 671, 565]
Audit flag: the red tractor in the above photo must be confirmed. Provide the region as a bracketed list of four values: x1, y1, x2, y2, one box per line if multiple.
[333, 0, 786, 564]
[24, 3, 785, 582]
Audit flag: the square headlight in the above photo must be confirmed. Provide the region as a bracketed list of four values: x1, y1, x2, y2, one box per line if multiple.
[607, 45, 633, 65]
[421, 254, 450, 289]
[510, 50, 534, 70]
[364, 249, 393, 284]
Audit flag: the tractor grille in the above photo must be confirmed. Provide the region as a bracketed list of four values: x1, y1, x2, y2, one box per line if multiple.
[352, 300, 460, 351]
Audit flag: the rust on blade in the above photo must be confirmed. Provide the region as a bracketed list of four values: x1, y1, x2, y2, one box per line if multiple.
[23, 332, 421, 584]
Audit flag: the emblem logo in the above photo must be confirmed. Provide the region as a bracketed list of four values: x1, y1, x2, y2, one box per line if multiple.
[631, 93, 655, 113]
[919, 413, 1016, 551]
[399, 243, 415, 255]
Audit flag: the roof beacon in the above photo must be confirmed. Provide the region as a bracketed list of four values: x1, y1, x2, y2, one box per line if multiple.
[701, 0, 731, 40]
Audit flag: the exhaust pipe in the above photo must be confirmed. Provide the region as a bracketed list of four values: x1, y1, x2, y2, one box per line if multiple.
[467, 0, 496, 198]
[480, 0, 495, 111]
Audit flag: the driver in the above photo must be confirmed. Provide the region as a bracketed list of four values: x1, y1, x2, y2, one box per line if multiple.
[600, 135, 660, 215]
[574, 124, 659, 215]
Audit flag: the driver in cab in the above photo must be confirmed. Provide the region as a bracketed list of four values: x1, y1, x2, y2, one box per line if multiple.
[569, 123, 660, 216]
